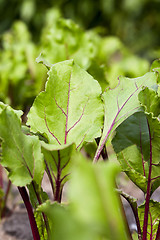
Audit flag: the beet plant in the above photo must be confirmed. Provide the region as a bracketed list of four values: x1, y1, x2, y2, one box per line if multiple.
[0, 59, 160, 240]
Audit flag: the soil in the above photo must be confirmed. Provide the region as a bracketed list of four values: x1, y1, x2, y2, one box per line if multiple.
[0, 206, 32, 240]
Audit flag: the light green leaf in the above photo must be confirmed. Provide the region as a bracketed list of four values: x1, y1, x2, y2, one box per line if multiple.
[36, 53, 53, 70]
[68, 153, 129, 240]
[0, 106, 45, 186]
[151, 59, 160, 78]
[0, 102, 23, 117]
[27, 60, 103, 149]
[38, 156, 129, 240]
[40, 17, 100, 70]
[38, 201, 97, 240]
[138, 87, 160, 118]
[94, 72, 157, 162]
[138, 200, 160, 240]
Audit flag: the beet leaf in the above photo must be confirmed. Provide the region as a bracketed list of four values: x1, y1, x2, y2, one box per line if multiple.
[94, 72, 157, 162]
[27, 60, 104, 149]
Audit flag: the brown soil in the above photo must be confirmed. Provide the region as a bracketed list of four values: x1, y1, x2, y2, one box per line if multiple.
[0, 206, 32, 240]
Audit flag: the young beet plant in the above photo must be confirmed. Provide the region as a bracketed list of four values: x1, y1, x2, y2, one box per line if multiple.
[0, 59, 160, 240]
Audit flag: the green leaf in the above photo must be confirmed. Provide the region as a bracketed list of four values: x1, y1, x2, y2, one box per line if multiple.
[151, 59, 160, 75]
[112, 111, 160, 193]
[34, 211, 48, 240]
[40, 17, 100, 70]
[84, 141, 97, 159]
[27, 60, 103, 149]
[41, 142, 75, 199]
[68, 155, 129, 240]
[36, 53, 53, 70]
[38, 201, 97, 240]
[87, 61, 108, 92]
[94, 72, 157, 162]
[0, 106, 45, 186]
[117, 189, 137, 210]
[38, 156, 129, 240]
[138, 200, 160, 239]
[28, 181, 49, 210]
[138, 87, 160, 118]
[0, 102, 23, 118]
[151, 59, 160, 83]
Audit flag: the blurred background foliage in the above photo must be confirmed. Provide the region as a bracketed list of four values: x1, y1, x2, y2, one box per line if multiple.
[0, 0, 160, 111]
[1, 0, 160, 58]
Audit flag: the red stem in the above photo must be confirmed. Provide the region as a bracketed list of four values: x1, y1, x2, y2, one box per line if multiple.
[155, 222, 160, 240]
[142, 120, 152, 240]
[54, 151, 62, 202]
[18, 186, 40, 240]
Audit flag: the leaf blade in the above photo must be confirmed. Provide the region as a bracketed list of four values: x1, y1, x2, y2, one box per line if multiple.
[27, 60, 104, 148]
[94, 72, 157, 162]
[0, 106, 44, 186]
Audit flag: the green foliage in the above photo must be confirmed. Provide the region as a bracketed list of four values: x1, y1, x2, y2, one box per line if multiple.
[40, 10, 150, 91]
[41, 143, 75, 201]
[0, 10, 152, 109]
[138, 200, 160, 239]
[112, 112, 149, 192]
[0, 104, 45, 186]
[139, 87, 160, 117]
[1, 0, 160, 59]
[27, 60, 104, 148]
[112, 100, 160, 194]
[112, 76, 160, 239]
[94, 72, 157, 162]
[38, 156, 129, 240]
[0, 21, 46, 109]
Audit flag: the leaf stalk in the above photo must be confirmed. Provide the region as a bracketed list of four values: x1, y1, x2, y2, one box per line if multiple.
[18, 186, 40, 240]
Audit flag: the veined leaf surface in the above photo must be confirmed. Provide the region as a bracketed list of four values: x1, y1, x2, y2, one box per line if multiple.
[27, 60, 104, 148]
[41, 142, 75, 200]
[112, 110, 160, 193]
[0, 106, 44, 186]
[138, 200, 160, 240]
[94, 72, 157, 162]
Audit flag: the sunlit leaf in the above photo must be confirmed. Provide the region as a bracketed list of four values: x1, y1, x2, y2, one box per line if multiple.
[94, 72, 157, 162]
[27, 60, 104, 149]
